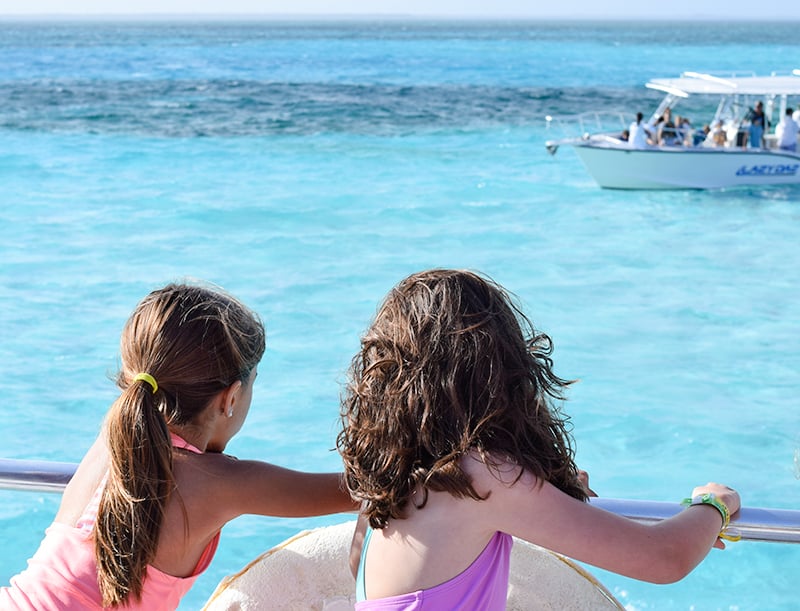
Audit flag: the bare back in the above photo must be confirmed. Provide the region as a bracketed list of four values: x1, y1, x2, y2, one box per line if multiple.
[356, 449, 742, 592]
[55, 435, 232, 578]
[56, 432, 354, 579]
[357, 453, 503, 599]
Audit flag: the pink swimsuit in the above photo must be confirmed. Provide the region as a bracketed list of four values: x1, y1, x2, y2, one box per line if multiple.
[0, 433, 220, 610]
[355, 528, 512, 610]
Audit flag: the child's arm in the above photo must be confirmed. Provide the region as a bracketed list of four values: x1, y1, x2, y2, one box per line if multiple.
[54, 434, 108, 525]
[201, 454, 359, 521]
[478, 461, 739, 584]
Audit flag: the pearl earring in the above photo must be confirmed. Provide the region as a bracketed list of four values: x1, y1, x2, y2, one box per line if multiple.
[227, 408, 233, 417]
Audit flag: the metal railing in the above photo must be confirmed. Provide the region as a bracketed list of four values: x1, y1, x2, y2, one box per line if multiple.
[2, 457, 799, 544]
[1, 458, 76, 493]
[590, 497, 800, 544]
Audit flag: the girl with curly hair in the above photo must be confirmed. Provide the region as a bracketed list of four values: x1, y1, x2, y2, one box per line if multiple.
[338, 269, 739, 610]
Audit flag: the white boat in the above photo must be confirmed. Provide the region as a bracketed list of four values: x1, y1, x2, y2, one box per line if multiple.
[545, 71, 800, 189]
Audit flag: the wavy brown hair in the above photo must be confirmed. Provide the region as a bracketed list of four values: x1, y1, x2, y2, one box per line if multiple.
[337, 269, 587, 529]
[94, 282, 265, 607]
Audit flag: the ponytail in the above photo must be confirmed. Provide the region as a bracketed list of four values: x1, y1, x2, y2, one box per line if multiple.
[95, 380, 173, 607]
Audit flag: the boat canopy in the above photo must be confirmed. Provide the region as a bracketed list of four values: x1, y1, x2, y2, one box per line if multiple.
[646, 71, 800, 97]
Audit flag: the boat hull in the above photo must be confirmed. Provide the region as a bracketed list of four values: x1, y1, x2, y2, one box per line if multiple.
[572, 144, 800, 189]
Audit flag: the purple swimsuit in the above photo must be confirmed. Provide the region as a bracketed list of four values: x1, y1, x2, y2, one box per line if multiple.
[355, 529, 512, 610]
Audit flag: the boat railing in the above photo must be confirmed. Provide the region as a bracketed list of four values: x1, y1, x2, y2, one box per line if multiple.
[591, 497, 800, 544]
[546, 111, 631, 138]
[2, 457, 799, 544]
[545, 111, 632, 155]
[1, 457, 75, 493]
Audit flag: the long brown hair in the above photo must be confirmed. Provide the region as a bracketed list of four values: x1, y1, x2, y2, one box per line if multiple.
[337, 269, 587, 530]
[94, 282, 265, 607]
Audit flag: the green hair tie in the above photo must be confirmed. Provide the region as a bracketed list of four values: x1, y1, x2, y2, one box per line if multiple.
[133, 372, 158, 394]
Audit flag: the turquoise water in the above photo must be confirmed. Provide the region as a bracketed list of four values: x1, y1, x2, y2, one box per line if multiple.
[1, 19, 799, 610]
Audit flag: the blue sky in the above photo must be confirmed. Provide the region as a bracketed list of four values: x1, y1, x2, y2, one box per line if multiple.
[2, 0, 799, 20]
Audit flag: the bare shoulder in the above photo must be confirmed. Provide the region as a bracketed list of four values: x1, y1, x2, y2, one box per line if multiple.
[172, 450, 256, 496]
[460, 450, 540, 495]
[452, 450, 550, 536]
[176, 448, 242, 472]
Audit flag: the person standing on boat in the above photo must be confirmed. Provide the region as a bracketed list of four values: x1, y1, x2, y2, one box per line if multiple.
[654, 107, 673, 143]
[693, 123, 710, 146]
[776, 107, 799, 152]
[658, 120, 681, 146]
[675, 116, 693, 145]
[706, 120, 727, 147]
[746, 101, 767, 148]
[0, 282, 356, 611]
[628, 112, 652, 148]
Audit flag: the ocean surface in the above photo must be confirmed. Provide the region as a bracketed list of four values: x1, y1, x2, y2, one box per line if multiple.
[1, 18, 799, 610]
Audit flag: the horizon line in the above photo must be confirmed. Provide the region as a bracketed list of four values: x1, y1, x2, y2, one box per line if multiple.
[0, 13, 797, 22]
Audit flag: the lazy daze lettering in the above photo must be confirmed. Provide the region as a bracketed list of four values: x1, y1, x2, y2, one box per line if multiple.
[736, 164, 800, 176]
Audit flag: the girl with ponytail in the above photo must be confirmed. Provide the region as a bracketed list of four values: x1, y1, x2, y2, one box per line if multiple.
[2, 282, 355, 610]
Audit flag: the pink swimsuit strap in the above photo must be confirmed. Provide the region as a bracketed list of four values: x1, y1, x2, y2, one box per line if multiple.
[76, 432, 203, 532]
[169, 431, 203, 454]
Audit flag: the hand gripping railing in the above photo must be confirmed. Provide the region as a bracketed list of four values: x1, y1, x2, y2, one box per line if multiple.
[2, 457, 799, 544]
[590, 497, 800, 544]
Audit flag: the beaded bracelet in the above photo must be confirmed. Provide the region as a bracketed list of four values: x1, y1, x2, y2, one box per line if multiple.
[681, 493, 740, 542]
